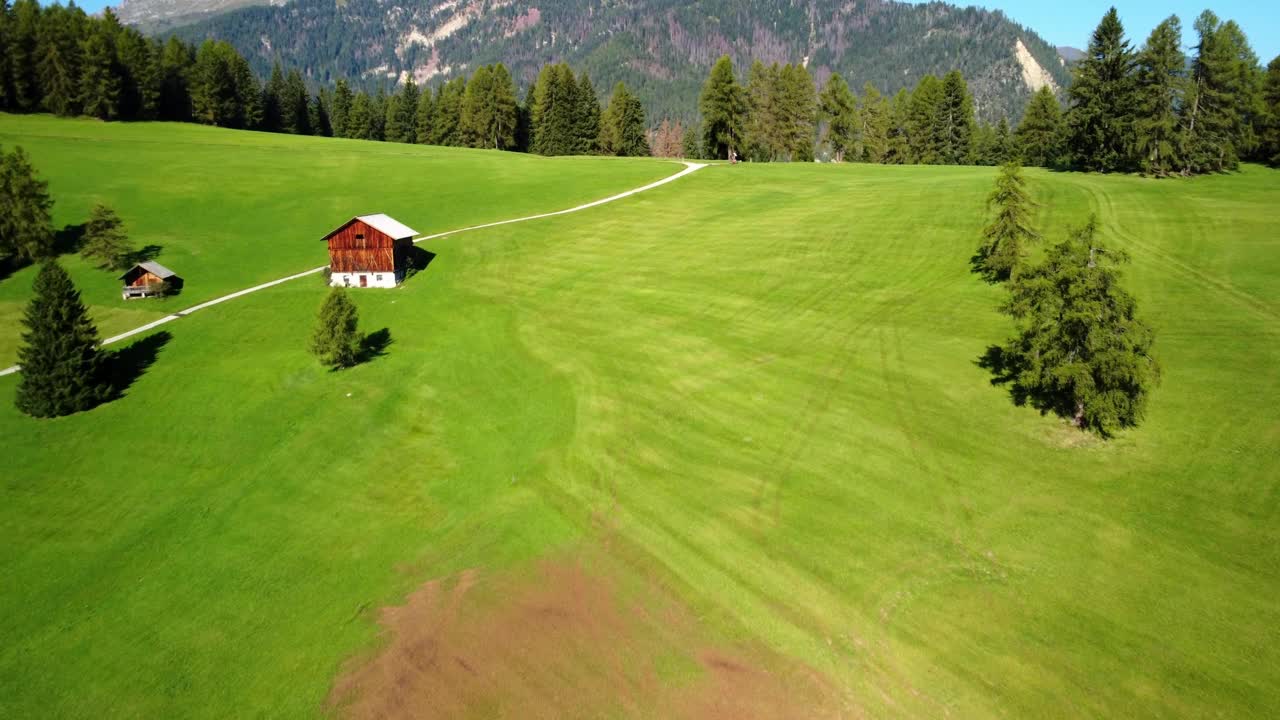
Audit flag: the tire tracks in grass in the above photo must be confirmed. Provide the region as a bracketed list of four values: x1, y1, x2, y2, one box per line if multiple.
[0, 162, 706, 378]
[1075, 178, 1279, 325]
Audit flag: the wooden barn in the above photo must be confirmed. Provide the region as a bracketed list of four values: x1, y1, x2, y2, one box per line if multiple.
[322, 214, 419, 288]
[120, 261, 181, 299]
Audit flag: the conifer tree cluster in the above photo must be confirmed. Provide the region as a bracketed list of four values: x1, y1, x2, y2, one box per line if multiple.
[1061, 7, 1269, 175]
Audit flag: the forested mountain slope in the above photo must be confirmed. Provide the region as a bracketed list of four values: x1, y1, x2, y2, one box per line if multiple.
[167, 0, 1071, 123]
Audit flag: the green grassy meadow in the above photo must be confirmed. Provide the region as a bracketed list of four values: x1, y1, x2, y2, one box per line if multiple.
[0, 114, 672, 365]
[2, 116, 1279, 718]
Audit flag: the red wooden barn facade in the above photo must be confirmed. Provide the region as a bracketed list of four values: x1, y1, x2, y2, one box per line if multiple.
[322, 214, 419, 288]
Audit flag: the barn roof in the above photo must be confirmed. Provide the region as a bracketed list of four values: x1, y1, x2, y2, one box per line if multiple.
[119, 261, 177, 280]
[356, 214, 419, 240]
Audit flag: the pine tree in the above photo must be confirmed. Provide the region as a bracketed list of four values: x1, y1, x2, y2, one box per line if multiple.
[310, 286, 360, 370]
[779, 63, 817, 162]
[261, 62, 285, 132]
[1262, 56, 1280, 167]
[368, 86, 387, 141]
[886, 88, 912, 164]
[0, 0, 11, 110]
[530, 64, 576, 155]
[461, 65, 517, 149]
[158, 37, 192, 122]
[346, 91, 373, 140]
[15, 260, 108, 417]
[599, 82, 649, 157]
[681, 123, 701, 159]
[116, 30, 160, 120]
[573, 71, 601, 154]
[308, 92, 331, 136]
[331, 77, 352, 138]
[1016, 86, 1064, 167]
[995, 217, 1159, 436]
[396, 76, 420, 144]
[992, 118, 1016, 164]
[1134, 16, 1186, 176]
[743, 60, 779, 161]
[78, 23, 120, 120]
[906, 75, 943, 164]
[415, 86, 434, 144]
[1067, 8, 1138, 172]
[699, 55, 746, 160]
[0, 145, 54, 263]
[9, 0, 40, 112]
[1183, 12, 1262, 174]
[937, 70, 975, 164]
[383, 93, 406, 143]
[282, 69, 309, 134]
[859, 83, 891, 163]
[974, 162, 1039, 282]
[79, 203, 134, 270]
[818, 72, 858, 162]
[431, 76, 466, 146]
[36, 3, 84, 117]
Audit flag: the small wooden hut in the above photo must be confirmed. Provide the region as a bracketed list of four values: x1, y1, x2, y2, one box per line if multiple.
[322, 214, 419, 288]
[120, 261, 181, 299]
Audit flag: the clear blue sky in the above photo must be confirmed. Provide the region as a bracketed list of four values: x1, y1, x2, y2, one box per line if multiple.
[52, 0, 1280, 59]
[909, 1, 1278, 60]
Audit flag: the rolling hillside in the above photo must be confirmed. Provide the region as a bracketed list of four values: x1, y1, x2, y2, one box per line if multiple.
[2, 116, 1278, 718]
[165, 0, 1072, 123]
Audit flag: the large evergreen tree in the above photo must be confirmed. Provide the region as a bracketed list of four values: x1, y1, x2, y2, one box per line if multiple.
[414, 85, 434, 144]
[974, 162, 1039, 281]
[0, 145, 54, 264]
[77, 20, 119, 120]
[260, 62, 285, 132]
[310, 286, 360, 369]
[394, 76, 420, 144]
[36, 3, 85, 117]
[1134, 16, 1186, 176]
[157, 37, 192, 122]
[778, 63, 816, 161]
[1015, 86, 1064, 167]
[994, 217, 1160, 436]
[345, 91, 373, 140]
[906, 75, 943, 164]
[818, 72, 858, 162]
[15, 260, 108, 418]
[530, 64, 577, 155]
[115, 28, 159, 120]
[573, 71, 601, 154]
[859, 83, 891, 163]
[461, 64, 518, 149]
[699, 55, 745, 160]
[8, 0, 40, 112]
[330, 77, 352, 138]
[1183, 12, 1262, 174]
[1262, 56, 1280, 167]
[1066, 8, 1138, 172]
[743, 60, 779, 161]
[431, 76, 466, 146]
[937, 70, 975, 164]
[599, 81, 649, 157]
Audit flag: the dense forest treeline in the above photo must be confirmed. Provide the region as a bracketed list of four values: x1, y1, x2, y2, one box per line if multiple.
[1, 2, 1277, 172]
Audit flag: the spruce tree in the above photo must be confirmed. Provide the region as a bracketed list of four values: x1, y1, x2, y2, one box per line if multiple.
[460, 65, 517, 149]
[1262, 56, 1280, 167]
[530, 64, 576, 155]
[681, 124, 701, 159]
[937, 70, 975, 164]
[991, 118, 1015, 164]
[1016, 86, 1064, 167]
[573, 71, 601, 154]
[818, 72, 858, 162]
[310, 286, 360, 370]
[743, 61, 779, 161]
[430, 77, 466, 146]
[1134, 16, 1186, 176]
[309, 92, 331, 136]
[859, 83, 891, 163]
[9, 0, 39, 112]
[0, 145, 54, 263]
[995, 217, 1160, 436]
[78, 23, 120, 120]
[396, 76, 420, 144]
[779, 63, 816, 162]
[414, 86, 434, 144]
[383, 94, 406, 143]
[1183, 12, 1262, 174]
[36, 3, 84, 117]
[1066, 8, 1138, 172]
[283, 69, 309, 134]
[15, 260, 108, 418]
[79, 203, 134, 270]
[906, 75, 943, 164]
[346, 92, 373, 140]
[699, 55, 745, 160]
[158, 37, 192, 122]
[115, 29, 160, 120]
[599, 82, 649, 157]
[331, 78, 352, 138]
[368, 86, 387, 140]
[261, 62, 285, 132]
[886, 88, 912, 164]
[974, 162, 1039, 282]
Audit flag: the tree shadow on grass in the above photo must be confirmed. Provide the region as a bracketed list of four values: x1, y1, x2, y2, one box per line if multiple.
[104, 331, 172, 401]
[53, 223, 88, 255]
[123, 244, 164, 265]
[358, 328, 392, 364]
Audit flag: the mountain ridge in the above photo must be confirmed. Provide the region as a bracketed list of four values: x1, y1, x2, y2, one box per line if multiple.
[154, 0, 1073, 123]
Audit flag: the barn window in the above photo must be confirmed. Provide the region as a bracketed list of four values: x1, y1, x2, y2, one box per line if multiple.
[355, 233, 364, 240]
[375, 274, 383, 281]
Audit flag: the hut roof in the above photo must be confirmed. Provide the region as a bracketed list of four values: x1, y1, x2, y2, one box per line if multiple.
[120, 261, 177, 280]
[354, 214, 418, 241]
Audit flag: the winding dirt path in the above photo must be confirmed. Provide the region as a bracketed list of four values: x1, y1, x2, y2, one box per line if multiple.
[0, 161, 707, 378]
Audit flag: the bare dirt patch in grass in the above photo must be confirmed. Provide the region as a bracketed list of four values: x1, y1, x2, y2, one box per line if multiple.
[329, 558, 840, 718]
